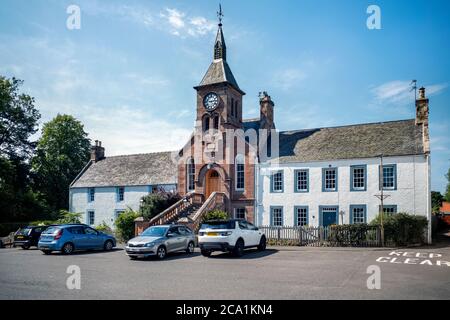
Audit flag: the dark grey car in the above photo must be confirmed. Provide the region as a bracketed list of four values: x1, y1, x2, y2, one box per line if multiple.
[125, 225, 196, 260]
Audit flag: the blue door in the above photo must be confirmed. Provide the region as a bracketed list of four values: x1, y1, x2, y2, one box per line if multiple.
[321, 207, 337, 227]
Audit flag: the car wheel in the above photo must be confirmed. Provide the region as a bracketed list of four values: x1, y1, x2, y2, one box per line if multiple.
[201, 249, 212, 257]
[22, 245, 30, 250]
[257, 236, 267, 251]
[42, 250, 52, 255]
[233, 239, 245, 257]
[156, 246, 167, 260]
[104, 240, 114, 251]
[186, 241, 195, 254]
[62, 243, 74, 255]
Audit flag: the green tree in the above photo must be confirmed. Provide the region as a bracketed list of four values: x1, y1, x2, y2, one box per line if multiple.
[56, 210, 82, 224]
[139, 192, 180, 220]
[431, 191, 444, 214]
[32, 114, 90, 213]
[115, 208, 139, 241]
[0, 76, 45, 224]
[445, 168, 450, 202]
[203, 209, 228, 221]
[0, 76, 40, 158]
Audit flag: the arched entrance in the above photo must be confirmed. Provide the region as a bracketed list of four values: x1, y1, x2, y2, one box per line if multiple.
[205, 169, 221, 198]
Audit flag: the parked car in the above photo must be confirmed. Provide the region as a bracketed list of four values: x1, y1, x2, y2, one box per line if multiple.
[14, 226, 50, 249]
[126, 224, 196, 260]
[198, 219, 266, 257]
[38, 224, 116, 255]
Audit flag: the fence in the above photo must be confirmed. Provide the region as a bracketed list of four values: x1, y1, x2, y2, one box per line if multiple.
[259, 225, 382, 247]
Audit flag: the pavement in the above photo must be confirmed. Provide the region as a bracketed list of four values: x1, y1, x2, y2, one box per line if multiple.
[0, 244, 449, 300]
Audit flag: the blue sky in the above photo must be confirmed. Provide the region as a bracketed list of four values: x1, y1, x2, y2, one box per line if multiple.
[0, 0, 449, 192]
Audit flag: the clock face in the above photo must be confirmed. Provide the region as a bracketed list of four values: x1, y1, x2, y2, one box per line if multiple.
[203, 92, 219, 111]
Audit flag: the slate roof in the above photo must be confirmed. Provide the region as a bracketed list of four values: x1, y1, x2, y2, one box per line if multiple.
[274, 119, 424, 163]
[70, 151, 177, 188]
[198, 59, 243, 94]
[243, 118, 261, 131]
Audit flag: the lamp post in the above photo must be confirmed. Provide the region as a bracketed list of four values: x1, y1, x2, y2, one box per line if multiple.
[339, 210, 345, 225]
[374, 154, 390, 247]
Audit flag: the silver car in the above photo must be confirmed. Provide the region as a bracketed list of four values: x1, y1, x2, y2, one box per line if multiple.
[125, 224, 196, 260]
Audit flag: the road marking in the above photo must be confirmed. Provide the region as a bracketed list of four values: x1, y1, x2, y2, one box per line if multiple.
[376, 251, 450, 267]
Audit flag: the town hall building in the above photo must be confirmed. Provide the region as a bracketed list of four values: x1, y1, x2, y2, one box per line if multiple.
[69, 10, 431, 242]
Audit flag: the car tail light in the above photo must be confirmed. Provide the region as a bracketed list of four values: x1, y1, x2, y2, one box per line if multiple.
[199, 232, 205, 236]
[54, 229, 63, 240]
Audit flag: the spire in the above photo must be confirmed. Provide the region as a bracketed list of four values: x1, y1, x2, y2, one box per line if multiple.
[214, 4, 226, 60]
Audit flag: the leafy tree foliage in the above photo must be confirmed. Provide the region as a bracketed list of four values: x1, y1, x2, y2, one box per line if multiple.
[203, 209, 228, 221]
[431, 191, 444, 214]
[445, 168, 450, 202]
[32, 114, 90, 212]
[115, 208, 139, 241]
[139, 191, 180, 220]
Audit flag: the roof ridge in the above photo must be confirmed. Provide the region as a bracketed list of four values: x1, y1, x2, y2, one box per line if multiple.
[104, 151, 176, 159]
[280, 118, 416, 133]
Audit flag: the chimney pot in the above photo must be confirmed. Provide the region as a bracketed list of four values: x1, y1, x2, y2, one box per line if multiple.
[419, 87, 426, 99]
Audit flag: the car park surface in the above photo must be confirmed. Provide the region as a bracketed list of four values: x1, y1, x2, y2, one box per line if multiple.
[0, 245, 449, 300]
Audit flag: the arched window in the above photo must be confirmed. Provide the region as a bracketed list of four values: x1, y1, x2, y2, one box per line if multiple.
[186, 158, 195, 192]
[235, 154, 245, 191]
[203, 116, 210, 132]
[213, 115, 219, 129]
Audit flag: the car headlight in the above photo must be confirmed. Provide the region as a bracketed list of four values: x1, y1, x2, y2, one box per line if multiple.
[144, 242, 155, 247]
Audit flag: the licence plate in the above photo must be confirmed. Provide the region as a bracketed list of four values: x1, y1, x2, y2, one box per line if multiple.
[207, 232, 218, 236]
[16, 236, 24, 239]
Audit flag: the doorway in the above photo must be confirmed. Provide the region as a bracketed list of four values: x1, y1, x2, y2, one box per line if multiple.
[205, 170, 221, 198]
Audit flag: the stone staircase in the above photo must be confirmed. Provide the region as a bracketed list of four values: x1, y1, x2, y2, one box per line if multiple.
[134, 192, 226, 235]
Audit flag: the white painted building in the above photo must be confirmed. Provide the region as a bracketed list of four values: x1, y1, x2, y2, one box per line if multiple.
[255, 87, 431, 242]
[69, 146, 177, 229]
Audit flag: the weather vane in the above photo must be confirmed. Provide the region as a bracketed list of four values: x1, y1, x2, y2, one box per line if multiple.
[217, 4, 224, 25]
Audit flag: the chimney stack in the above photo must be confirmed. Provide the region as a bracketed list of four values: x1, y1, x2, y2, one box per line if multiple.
[90, 140, 105, 162]
[259, 91, 275, 130]
[415, 87, 430, 154]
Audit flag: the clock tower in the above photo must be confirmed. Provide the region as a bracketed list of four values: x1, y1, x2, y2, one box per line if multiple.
[193, 6, 245, 133]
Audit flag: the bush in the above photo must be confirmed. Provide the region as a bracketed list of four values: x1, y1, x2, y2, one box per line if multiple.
[203, 209, 228, 222]
[139, 192, 181, 220]
[114, 209, 139, 241]
[95, 221, 113, 235]
[370, 212, 428, 246]
[56, 210, 82, 224]
[327, 224, 375, 246]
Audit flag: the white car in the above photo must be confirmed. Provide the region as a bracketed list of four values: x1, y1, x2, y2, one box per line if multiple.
[198, 219, 266, 257]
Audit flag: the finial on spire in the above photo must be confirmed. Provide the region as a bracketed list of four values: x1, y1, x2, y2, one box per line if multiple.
[217, 4, 224, 26]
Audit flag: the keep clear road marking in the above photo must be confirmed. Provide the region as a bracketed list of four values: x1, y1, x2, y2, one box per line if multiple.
[376, 251, 450, 267]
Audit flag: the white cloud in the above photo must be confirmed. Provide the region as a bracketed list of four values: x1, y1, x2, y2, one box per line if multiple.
[272, 68, 307, 91]
[160, 8, 215, 38]
[371, 80, 448, 105]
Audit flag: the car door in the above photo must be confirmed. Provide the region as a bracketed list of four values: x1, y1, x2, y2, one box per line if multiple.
[69, 226, 87, 249]
[178, 227, 191, 250]
[84, 227, 103, 249]
[245, 222, 262, 246]
[238, 221, 252, 247]
[166, 227, 184, 252]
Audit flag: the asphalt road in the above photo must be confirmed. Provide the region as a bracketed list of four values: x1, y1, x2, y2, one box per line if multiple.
[1, 245, 449, 299]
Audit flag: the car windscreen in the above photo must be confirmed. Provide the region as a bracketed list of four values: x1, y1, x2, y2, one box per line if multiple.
[17, 228, 32, 236]
[200, 221, 235, 230]
[42, 226, 61, 235]
[141, 226, 169, 237]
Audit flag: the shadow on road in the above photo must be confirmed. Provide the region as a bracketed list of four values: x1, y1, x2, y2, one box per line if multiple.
[208, 248, 278, 259]
[129, 251, 201, 262]
[41, 248, 124, 256]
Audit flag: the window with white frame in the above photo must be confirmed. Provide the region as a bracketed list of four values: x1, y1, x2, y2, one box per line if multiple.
[382, 165, 396, 189]
[352, 206, 365, 224]
[296, 207, 308, 226]
[271, 207, 283, 226]
[117, 187, 124, 202]
[272, 171, 283, 192]
[235, 208, 246, 220]
[88, 188, 95, 202]
[88, 211, 95, 225]
[235, 155, 245, 190]
[187, 158, 195, 192]
[323, 168, 337, 191]
[351, 166, 366, 190]
[296, 170, 308, 192]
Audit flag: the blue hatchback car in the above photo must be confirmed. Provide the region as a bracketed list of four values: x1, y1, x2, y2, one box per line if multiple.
[38, 224, 116, 255]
